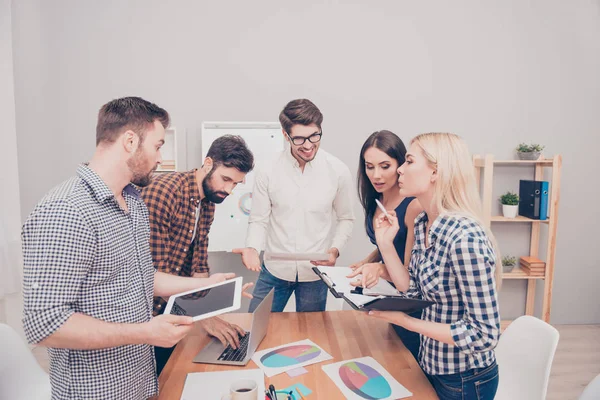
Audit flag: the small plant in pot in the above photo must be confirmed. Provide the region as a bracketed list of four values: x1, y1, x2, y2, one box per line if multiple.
[516, 143, 544, 160]
[502, 255, 517, 273]
[500, 191, 519, 218]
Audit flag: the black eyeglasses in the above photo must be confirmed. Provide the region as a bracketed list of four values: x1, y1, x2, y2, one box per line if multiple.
[287, 132, 322, 146]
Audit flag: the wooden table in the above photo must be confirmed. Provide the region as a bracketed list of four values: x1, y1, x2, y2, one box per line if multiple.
[158, 310, 438, 399]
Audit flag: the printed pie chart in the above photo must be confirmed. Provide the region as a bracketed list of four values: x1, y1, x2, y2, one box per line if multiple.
[260, 344, 321, 368]
[339, 361, 392, 399]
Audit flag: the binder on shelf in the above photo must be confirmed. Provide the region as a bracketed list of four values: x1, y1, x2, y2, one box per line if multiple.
[312, 267, 434, 313]
[519, 180, 549, 220]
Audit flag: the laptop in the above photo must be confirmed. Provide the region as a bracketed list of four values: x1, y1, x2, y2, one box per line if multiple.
[193, 288, 274, 366]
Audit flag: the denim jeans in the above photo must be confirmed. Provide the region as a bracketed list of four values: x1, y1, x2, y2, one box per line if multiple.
[391, 309, 422, 362]
[248, 264, 328, 313]
[429, 361, 499, 400]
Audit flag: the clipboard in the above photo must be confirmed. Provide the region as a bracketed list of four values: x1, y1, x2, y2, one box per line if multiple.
[312, 267, 434, 313]
[313, 267, 340, 298]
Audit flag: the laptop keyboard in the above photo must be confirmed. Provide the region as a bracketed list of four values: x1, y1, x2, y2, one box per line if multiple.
[217, 332, 250, 362]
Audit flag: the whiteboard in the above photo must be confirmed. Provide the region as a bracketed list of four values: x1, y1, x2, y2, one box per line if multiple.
[201, 122, 284, 251]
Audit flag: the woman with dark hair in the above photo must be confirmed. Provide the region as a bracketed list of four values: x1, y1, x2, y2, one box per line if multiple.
[348, 130, 423, 361]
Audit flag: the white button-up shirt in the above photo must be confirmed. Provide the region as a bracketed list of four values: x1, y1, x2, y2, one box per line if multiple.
[246, 147, 355, 281]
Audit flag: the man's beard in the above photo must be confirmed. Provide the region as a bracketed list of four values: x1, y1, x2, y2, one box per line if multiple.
[202, 170, 229, 204]
[127, 149, 155, 187]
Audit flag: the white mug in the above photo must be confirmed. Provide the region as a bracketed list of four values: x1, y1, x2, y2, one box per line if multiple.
[220, 379, 258, 400]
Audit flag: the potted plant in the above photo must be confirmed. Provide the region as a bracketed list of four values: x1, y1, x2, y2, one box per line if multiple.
[516, 143, 545, 160]
[502, 255, 517, 273]
[500, 191, 519, 218]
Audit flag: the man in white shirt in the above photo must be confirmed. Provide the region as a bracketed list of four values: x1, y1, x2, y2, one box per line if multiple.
[233, 99, 355, 312]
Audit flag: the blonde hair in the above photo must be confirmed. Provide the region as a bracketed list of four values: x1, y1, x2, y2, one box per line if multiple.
[411, 133, 502, 287]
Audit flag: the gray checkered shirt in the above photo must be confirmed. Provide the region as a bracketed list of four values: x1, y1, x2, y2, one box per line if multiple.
[405, 212, 501, 375]
[22, 165, 158, 399]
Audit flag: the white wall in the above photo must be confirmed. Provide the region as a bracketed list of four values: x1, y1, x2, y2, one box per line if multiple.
[11, 0, 600, 323]
[1, 0, 24, 334]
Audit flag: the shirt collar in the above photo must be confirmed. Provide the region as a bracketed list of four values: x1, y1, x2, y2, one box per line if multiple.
[186, 169, 203, 208]
[283, 145, 319, 170]
[77, 164, 140, 203]
[415, 211, 447, 249]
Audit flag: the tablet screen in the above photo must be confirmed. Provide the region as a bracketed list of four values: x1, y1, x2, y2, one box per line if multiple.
[169, 280, 236, 317]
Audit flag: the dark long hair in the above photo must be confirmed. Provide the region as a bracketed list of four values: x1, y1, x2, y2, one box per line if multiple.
[357, 130, 408, 230]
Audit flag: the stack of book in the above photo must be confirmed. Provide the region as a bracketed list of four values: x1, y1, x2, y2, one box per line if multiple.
[519, 256, 546, 277]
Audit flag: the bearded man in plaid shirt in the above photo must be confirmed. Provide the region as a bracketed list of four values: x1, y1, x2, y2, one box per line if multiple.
[141, 134, 254, 375]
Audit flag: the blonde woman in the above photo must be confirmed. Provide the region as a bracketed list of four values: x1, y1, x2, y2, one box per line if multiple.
[369, 133, 501, 400]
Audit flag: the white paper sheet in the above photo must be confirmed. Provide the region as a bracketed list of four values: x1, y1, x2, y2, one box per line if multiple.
[264, 252, 330, 261]
[251, 339, 333, 377]
[322, 356, 412, 400]
[180, 369, 265, 400]
[315, 266, 401, 296]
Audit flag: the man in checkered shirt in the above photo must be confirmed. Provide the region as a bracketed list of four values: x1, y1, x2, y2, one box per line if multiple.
[21, 97, 238, 399]
[141, 135, 254, 376]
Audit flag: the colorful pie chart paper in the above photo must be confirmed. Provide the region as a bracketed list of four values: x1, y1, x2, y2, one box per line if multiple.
[251, 339, 333, 377]
[322, 356, 412, 399]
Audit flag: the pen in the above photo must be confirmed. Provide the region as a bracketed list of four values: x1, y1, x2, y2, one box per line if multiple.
[375, 199, 393, 222]
[269, 384, 277, 400]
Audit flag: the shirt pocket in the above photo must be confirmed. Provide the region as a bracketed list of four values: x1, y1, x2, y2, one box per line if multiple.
[304, 179, 336, 216]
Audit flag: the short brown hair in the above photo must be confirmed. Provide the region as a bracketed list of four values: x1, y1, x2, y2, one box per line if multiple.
[96, 97, 170, 145]
[207, 135, 254, 173]
[279, 99, 323, 134]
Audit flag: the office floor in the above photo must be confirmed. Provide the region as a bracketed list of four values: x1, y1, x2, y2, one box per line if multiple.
[32, 324, 600, 400]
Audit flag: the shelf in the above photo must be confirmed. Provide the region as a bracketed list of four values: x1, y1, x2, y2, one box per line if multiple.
[475, 153, 561, 323]
[491, 216, 549, 223]
[502, 266, 545, 280]
[493, 159, 554, 166]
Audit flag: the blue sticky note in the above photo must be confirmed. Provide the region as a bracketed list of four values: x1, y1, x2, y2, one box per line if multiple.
[277, 383, 312, 399]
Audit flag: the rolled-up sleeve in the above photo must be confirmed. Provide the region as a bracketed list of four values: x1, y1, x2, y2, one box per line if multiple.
[21, 201, 95, 344]
[449, 236, 500, 355]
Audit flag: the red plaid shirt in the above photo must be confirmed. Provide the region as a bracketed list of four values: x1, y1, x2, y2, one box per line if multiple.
[141, 170, 215, 315]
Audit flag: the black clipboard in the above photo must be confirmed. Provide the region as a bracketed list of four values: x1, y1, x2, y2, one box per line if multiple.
[312, 267, 434, 313]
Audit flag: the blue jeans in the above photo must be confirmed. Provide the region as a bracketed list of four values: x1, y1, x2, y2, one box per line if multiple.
[429, 362, 499, 400]
[392, 309, 422, 362]
[248, 264, 328, 313]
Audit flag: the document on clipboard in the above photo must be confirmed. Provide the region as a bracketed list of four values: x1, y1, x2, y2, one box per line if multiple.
[312, 266, 434, 313]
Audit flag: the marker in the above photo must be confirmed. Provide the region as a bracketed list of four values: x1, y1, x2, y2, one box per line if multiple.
[375, 199, 393, 222]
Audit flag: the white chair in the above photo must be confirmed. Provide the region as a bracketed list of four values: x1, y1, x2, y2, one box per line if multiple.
[579, 373, 600, 400]
[495, 315, 559, 400]
[0, 323, 51, 399]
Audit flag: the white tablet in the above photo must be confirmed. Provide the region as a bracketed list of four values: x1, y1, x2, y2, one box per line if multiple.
[164, 277, 243, 322]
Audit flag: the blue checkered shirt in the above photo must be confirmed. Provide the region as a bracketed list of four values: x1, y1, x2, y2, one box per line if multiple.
[404, 212, 500, 375]
[22, 165, 158, 399]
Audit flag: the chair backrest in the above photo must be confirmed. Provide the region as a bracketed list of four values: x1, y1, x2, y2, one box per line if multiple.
[0, 323, 51, 400]
[495, 316, 559, 400]
[579, 374, 600, 400]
